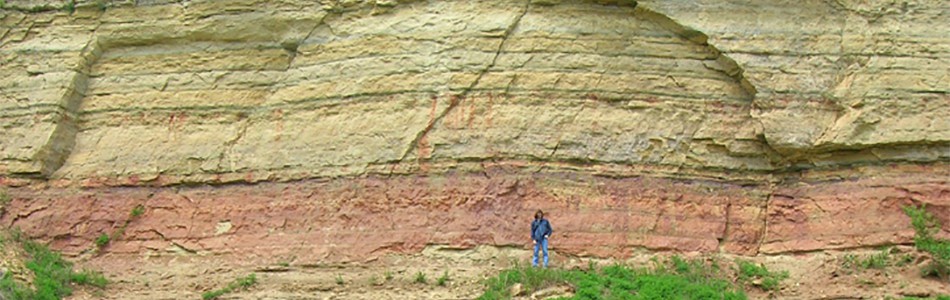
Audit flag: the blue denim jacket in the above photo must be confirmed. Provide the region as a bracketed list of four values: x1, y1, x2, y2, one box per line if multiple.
[531, 218, 552, 242]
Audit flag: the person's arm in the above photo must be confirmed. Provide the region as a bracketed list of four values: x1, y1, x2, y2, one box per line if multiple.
[531, 221, 538, 243]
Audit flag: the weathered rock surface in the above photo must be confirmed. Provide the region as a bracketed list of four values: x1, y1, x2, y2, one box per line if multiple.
[0, 0, 947, 260]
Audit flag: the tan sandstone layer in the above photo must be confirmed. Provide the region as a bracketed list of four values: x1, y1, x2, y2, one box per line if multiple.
[0, 0, 948, 261]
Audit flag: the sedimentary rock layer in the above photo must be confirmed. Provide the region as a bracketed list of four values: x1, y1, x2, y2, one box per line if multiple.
[2, 163, 947, 261]
[1, 0, 948, 259]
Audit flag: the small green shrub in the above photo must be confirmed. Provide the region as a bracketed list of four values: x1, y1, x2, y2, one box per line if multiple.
[414, 272, 427, 284]
[94, 233, 110, 248]
[384, 270, 394, 281]
[736, 260, 789, 291]
[897, 254, 915, 267]
[0, 232, 108, 300]
[62, 1, 74, 13]
[841, 248, 901, 272]
[71, 270, 108, 288]
[860, 248, 893, 269]
[201, 273, 257, 300]
[903, 205, 950, 279]
[842, 253, 858, 272]
[335, 274, 344, 285]
[130, 205, 145, 218]
[437, 271, 449, 286]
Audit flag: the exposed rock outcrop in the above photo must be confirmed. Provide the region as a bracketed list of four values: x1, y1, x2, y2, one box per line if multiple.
[0, 0, 947, 260]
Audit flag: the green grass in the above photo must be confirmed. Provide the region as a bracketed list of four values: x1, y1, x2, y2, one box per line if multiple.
[897, 253, 914, 267]
[201, 273, 257, 300]
[93, 204, 146, 252]
[736, 260, 789, 291]
[888, 295, 950, 300]
[94, 233, 110, 249]
[478, 256, 747, 300]
[63, 0, 74, 13]
[70, 270, 108, 288]
[903, 205, 950, 279]
[0, 230, 108, 300]
[841, 248, 898, 273]
[437, 271, 450, 286]
[861, 248, 893, 269]
[841, 253, 858, 272]
[414, 271, 427, 284]
[130, 205, 145, 218]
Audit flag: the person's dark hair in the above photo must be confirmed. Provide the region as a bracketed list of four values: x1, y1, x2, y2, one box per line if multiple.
[535, 209, 544, 220]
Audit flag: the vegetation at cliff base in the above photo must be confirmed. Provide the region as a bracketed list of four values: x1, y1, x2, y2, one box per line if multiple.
[201, 273, 257, 300]
[735, 260, 788, 291]
[414, 271, 427, 284]
[0, 229, 108, 300]
[479, 256, 748, 300]
[903, 205, 950, 280]
[889, 295, 950, 300]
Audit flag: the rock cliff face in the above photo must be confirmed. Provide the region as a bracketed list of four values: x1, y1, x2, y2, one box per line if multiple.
[0, 0, 947, 261]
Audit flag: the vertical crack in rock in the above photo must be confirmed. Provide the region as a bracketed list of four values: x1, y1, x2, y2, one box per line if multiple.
[756, 185, 776, 254]
[32, 35, 103, 178]
[395, 1, 531, 166]
[718, 203, 732, 252]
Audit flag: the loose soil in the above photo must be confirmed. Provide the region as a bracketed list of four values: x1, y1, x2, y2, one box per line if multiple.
[60, 245, 949, 300]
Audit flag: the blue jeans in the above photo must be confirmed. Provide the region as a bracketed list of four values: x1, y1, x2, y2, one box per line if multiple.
[532, 239, 548, 267]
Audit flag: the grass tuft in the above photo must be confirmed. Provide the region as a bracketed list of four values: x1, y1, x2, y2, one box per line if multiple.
[861, 248, 893, 269]
[62, 1, 74, 14]
[437, 271, 449, 286]
[201, 273, 257, 300]
[414, 271, 427, 284]
[94, 233, 110, 249]
[130, 205, 145, 218]
[736, 260, 789, 291]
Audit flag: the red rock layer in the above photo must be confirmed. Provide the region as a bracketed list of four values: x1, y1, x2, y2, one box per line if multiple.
[2, 163, 946, 262]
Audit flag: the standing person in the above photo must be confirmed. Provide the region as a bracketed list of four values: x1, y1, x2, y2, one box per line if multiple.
[531, 209, 553, 268]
